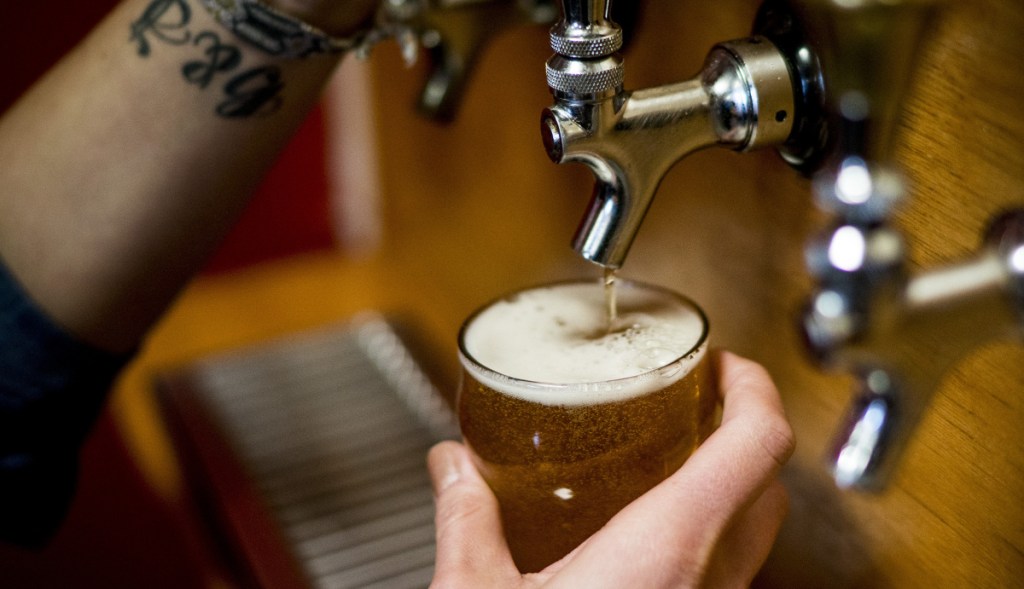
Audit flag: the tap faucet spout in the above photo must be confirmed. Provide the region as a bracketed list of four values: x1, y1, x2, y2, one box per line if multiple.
[542, 33, 797, 268]
[541, 76, 716, 268]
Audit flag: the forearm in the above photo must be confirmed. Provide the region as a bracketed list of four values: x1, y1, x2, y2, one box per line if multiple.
[0, 0, 374, 353]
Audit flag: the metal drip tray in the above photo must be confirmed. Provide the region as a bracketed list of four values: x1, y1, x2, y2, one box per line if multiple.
[157, 313, 458, 589]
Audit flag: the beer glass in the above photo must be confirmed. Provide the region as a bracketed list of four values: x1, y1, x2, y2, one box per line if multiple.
[456, 279, 715, 572]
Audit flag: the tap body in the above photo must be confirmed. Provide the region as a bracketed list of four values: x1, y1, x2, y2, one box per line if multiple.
[542, 2, 796, 268]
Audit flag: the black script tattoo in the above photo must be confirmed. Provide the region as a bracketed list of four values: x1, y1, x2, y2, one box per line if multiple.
[216, 66, 284, 118]
[130, 0, 288, 118]
[184, 32, 242, 89]
[131, 0, 191, 56]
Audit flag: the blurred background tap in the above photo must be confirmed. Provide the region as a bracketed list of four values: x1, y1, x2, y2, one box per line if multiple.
[375, 0, 558, 121]
[795, 0, 1024, 490]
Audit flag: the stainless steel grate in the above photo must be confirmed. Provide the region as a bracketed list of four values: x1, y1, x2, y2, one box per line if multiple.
[176, 313, 458, 589]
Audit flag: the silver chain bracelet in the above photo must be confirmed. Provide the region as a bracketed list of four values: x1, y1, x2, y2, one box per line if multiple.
[199, 0, 370, 59]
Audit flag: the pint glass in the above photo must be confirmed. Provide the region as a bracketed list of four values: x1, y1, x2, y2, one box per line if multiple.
[456, 279, 716, 572]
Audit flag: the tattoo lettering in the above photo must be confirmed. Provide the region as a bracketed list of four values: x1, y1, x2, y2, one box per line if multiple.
[216, 66, 284, 118]
[184, 32, 242, 89]
[131, 0, 192, 56]
[130, 0, 286, 118]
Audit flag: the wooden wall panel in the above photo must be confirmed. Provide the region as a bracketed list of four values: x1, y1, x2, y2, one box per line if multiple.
[367, 0, 1023, 586]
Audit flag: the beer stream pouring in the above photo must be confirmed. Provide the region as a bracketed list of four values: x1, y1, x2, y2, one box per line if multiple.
[796, 0, 1024, 491]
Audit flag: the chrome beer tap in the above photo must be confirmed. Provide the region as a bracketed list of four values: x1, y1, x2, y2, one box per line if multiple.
[797, 0, 1024, 490]
[540, 0, 815, 268]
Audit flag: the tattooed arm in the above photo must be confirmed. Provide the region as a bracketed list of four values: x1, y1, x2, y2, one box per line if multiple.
[0, 0, 375, 354]
[0, 0, 377, 547]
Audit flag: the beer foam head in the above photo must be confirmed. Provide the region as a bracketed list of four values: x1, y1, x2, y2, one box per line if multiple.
[460, 280, 708, 405]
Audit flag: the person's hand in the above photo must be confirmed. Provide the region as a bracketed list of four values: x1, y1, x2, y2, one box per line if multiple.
[427, 350, 795, 588]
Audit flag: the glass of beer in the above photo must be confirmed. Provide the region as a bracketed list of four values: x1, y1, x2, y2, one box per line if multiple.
[456, 278, 715, 573]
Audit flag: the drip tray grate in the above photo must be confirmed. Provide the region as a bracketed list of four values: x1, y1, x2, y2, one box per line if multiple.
[157, 313, 458, 589]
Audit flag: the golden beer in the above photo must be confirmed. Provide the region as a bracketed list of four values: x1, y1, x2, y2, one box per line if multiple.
[457, 280, 715, 572]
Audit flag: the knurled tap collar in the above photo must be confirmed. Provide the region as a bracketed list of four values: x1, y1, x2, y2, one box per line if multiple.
[545, 53, 624, 95]
[549, 26, 622, 58]
[546, 5, 624, 96]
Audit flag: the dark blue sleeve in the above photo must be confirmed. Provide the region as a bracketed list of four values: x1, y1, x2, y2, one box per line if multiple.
[0, 259, 133, 547]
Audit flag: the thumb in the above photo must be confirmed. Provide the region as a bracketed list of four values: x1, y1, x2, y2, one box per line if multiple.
[428, 441, 520, 587]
